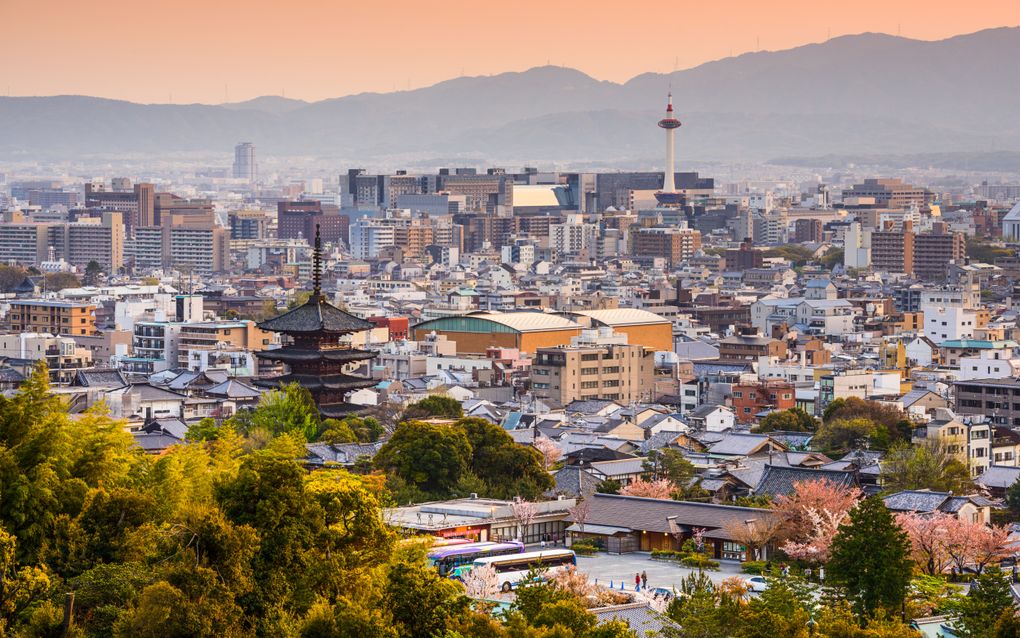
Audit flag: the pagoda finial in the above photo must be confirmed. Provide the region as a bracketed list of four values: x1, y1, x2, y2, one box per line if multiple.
[312, 223, 322, 300]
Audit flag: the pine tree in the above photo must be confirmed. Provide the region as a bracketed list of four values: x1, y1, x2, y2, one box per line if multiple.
[953, 568, 1016, 638]
[827, 496, 913, 617]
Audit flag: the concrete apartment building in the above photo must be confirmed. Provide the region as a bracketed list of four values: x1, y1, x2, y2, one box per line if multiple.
[0, 211, 125, 271]
[630, 227, 702, 267]
[84, 181, 155, 233]
[6, 300, 97, 336]
[0, 333, 93, 384]
[842, 178, 935, 209]
[530, 328, 655, 407]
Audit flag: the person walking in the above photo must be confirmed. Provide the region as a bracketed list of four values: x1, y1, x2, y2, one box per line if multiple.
[641, 571, 648, 590]
[635, 573, 641, 591]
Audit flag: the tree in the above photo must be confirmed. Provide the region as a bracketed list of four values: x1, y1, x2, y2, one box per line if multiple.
[459, 418, 553, 500]
[722, 516, 783, 562]
[774, 479, 862, 564]
[534, 436, 562, 470]
[596, 479, 621, 494]
[44, 271, 81, 291]
[951, 568, 1016, 638]
[0, 527, 50, 635]
[619, 477, 675, 500]
[231, 383, 320, 441]
[462, 563, 500, 598]
[84, 260, 103, 286]
[896, 512, 953, 576]
[943, 517, 1012, 576]
[568, 498, 591, 534]
[0, 265, 27, 293]
[400, 395, 464, 421]
[820, 247, 844, 270]
[317, 418, 357, 444]
[661, 571, 742, 638]
[882, 440, 974, 494]
[510, 499, 537, 541]
[812, 417, 885, 455]
[384, 555, 469, 638]
[755, 408, 817, 433]
[643, 448, 697, 486]
[822, 398, 912, 444]
[1006, 478, 1020, 516]
[374, 420, 472, 496]
[827, 497, 913, 617]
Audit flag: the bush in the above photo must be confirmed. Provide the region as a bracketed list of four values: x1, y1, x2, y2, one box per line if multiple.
[651, 550, 683, 560]
[680, 554, 720, 571]
[741, 561, 768, 575]
[571, 542, 599, 556]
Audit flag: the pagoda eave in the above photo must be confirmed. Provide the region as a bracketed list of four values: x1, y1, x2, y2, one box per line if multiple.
[256, 348, 376, 364]
[253, 373, 378, 392]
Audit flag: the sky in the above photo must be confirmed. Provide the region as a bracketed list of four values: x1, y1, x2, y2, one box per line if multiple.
[3, 0, 1019, 104]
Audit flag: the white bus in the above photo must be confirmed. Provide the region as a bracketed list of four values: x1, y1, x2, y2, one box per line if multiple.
[468, 549, 576, 592]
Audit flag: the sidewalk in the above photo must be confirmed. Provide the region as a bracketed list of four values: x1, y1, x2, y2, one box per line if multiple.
[576, 552, 744, 592]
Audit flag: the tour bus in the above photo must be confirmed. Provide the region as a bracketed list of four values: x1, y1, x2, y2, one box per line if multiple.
[428, 541, 525, 577]
[401, 536, 472, 549]
[467, 549, 577, 592]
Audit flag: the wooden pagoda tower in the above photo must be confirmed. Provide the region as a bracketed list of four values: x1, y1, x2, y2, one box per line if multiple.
[255, 225, 377, 417]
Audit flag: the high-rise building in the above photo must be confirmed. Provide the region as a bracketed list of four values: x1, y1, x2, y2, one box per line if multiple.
[233, 142, 257, 182]
[277, 201, 349, 245]
[914, 223, 967, 281]
[6, 299, 97, 336]
[793, 218, 824, 243]
[228, 210, 269, 240]
[631, 227, 702, 267]
[842, 178, 934, 208]
[84, 181, 155, 234]
[870, 221, 915, 275]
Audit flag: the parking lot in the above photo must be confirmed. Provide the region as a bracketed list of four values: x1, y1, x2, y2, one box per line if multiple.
[576, 552, 745, 592]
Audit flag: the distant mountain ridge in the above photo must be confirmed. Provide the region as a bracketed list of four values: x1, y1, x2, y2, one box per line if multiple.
[2, 28, 1019, 163]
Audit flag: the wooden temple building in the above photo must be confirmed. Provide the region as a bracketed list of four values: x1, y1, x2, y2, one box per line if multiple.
[255, 226, 377, 417]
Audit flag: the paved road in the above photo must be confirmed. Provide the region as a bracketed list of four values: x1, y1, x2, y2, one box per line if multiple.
[576, 552, 745, 593]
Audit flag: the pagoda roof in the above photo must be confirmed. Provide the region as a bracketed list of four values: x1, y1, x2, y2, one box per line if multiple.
[256, 347, 375, 364]
[253, 373, 378, 392]
[257, 295, 373, 334]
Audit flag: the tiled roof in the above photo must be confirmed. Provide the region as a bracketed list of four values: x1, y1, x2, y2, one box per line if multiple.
[882, 490, 953, 513]
[568, 493, 777, 538]
[977, 465, 1020, 490]
[753, 465, 859, 498]
[258, 296, 374, 334]
[591, 603, 675, 637]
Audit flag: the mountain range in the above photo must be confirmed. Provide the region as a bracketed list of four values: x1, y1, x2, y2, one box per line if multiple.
[3, 28, 1020, 165]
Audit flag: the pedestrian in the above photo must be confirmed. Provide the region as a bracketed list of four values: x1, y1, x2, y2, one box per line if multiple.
[641, 570, 648, 590]
[635, 573, 641, 591]
[541, 538, 546, 549]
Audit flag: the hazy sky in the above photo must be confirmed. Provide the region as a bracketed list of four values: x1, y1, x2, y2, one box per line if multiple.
[3, 0, 1019, 104]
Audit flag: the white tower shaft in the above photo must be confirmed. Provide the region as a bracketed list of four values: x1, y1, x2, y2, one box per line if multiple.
[664, 127, 676, 193]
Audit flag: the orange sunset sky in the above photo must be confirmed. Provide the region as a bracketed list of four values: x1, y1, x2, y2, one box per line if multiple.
[3, 0, 1019, 104]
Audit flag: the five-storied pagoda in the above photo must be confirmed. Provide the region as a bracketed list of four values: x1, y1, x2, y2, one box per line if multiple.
[255, 225, 377, 416]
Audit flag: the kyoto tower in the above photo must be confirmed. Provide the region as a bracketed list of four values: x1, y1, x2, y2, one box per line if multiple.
[655, 92, 683, 206]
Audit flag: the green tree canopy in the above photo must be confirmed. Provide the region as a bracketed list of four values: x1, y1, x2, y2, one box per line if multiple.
[374, 420, 472, 496]
[229, 383, 320, 441]
[882, 440, 974, 494]
[400, 395, 464, 421]
[949, 568, 1016, 638]
[827, 497, 913, 617]
[754, 407, 817, 434]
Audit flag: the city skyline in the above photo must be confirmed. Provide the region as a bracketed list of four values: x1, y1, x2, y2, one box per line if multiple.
[3, 0, 1019, 104]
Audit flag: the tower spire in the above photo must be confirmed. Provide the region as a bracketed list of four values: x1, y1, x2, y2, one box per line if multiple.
[312, 223, 322, 300]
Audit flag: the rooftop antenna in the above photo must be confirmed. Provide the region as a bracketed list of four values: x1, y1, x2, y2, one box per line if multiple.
[312, 223, 323, 300]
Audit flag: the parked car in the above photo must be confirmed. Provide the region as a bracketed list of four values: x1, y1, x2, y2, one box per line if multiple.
[744, 576, 769, 592]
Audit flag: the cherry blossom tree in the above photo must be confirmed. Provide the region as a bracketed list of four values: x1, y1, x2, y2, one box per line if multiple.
[568, 497, 591, 534]
[510, 497, 537, 542]
[462, 563, 499, 598]
[533, 436, 562, 470]
[942, 517, 1012, 575]
[971, 523, 1012, 574]
[772, 479, 862, 565]
[619, 477, 675, 500]
[722, 516, 783, 561]
[895, 512, 953, 576]
[774, 479, 862, 540]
